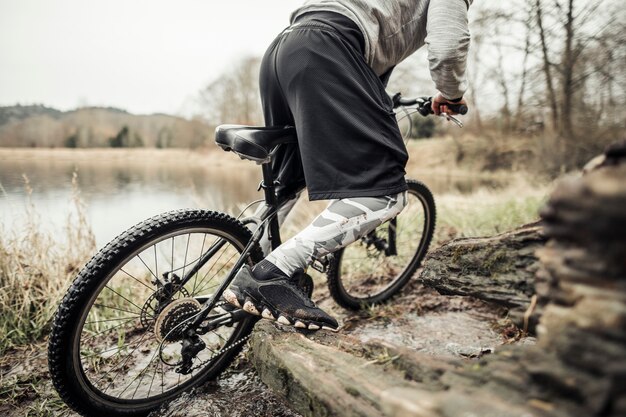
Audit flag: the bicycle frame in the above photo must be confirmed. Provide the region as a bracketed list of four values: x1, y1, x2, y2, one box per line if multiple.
[172, 94, 458, 352]
[175, 162, 284, 333]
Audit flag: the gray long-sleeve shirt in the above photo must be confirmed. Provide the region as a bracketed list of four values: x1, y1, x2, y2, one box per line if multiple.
[291, 0, 471, 100]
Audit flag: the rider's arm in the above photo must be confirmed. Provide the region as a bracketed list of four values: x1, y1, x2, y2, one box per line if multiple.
[425, 0, 471, 103]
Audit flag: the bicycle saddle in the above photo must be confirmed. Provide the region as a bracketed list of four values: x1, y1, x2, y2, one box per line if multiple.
[215, 125, 297, 164]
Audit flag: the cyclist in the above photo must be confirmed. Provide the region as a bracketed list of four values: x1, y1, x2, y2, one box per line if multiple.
[224, 0, 471, 330]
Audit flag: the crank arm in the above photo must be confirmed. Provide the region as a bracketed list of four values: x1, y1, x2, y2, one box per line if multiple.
[196, 309, 251, 334]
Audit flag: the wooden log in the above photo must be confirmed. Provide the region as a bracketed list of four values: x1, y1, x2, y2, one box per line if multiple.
[250, 323, 546, 417]
[251, 322, 436, 417]
[419, 223, 546, 329]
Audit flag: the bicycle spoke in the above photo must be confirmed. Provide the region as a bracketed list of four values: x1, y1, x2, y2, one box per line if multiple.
[125, 349, 160, 399]
[154, 245, 159, 282]
[171, 237, 175, 274]
[182, 233, 191, 278]
[98, 330, 152, 390]
[94, 303, 149, 317]
[81, 318, 140, 344]
[147, 354, 160, 398]
[72, 226, 248, 404]
[194, 243, 230, 287]
[160, 358, 165, 394]
[193, 282, 220, 298]
[81, 337, 146, 359]
[191, 234, 209, 295]
[119, 268, 154, 292]
[104, 285, 145, 313]
[85, 316, 140, 325]
[137, 254, 158, 282]
[193, 249, 237, 296]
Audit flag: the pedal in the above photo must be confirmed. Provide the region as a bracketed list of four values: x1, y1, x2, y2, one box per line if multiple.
[310, 255, 332, 274]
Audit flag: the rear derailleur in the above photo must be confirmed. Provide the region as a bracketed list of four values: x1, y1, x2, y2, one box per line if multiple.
[176, 330, 206, 375]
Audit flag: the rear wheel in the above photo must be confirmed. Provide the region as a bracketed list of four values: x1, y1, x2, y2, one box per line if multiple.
[327, 180, 436, 310]
[48, 209, 262, 417]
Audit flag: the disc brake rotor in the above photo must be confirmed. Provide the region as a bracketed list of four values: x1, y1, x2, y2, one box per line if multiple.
[140, 286, 190, 329]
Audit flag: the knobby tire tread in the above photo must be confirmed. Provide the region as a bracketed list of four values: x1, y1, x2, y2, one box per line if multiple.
[48, 209, 263, 417]
[326, 180, 436, 310]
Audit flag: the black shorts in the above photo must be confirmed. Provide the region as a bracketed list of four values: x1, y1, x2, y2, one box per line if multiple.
[260, 14, 408, 202]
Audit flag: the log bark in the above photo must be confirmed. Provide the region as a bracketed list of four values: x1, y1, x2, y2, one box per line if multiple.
[419, 223, 546, 329]
[250, 324, 442, 417]
[250, 324, 540, 417]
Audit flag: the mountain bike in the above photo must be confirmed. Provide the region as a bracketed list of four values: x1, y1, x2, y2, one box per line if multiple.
[48, 95, 466, 416]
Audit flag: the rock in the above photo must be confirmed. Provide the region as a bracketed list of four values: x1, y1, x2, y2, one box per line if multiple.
[444, 342, 493, 358]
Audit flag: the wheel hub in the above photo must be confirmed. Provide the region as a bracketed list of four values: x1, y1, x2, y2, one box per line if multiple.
[154, 298, 201, 343]
[140, 286, 190, 329]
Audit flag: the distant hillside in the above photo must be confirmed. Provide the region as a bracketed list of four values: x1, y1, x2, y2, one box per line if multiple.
[0, 105, 212, 148]
[0, 104, 64, 126]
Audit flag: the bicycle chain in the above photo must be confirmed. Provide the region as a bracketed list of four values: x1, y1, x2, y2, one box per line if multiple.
[157, 299, 253, 374]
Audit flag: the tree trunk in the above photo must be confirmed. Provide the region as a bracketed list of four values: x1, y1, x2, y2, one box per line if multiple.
[535, 0, 560, 131]
[514, 13, 532, 132]
[560, 0, 576, 139]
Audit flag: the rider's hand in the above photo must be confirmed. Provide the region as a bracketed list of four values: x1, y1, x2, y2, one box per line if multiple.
[431, 92, 467, 116]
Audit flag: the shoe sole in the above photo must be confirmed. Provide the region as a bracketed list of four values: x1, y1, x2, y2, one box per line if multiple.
[223, 288, 338, 332]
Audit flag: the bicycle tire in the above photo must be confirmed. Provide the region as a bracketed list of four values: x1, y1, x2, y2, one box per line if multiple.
[327, 180, 436, 310]
[48, 209, 263, 417]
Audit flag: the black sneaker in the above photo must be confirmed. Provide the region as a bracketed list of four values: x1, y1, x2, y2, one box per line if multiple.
[223, 265, 339, 331]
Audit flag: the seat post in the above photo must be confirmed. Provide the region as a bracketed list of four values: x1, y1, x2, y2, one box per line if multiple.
[261, 163, 282, 249]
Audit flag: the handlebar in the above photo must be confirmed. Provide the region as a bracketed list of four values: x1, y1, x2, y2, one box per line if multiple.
[391, 93, 468, 116]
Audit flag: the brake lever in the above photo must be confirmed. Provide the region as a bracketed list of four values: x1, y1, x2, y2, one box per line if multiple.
[415, 97, 464, 128]
[440, 112, 464, 128]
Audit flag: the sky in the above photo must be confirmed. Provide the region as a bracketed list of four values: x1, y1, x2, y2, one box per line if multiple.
[0, 0, 296, 115]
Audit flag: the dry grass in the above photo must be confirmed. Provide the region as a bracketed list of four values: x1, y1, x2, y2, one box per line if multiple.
[0, 173, 96, 355]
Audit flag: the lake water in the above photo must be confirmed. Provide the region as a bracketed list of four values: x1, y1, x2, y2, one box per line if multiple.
[0, 150, 508, 247]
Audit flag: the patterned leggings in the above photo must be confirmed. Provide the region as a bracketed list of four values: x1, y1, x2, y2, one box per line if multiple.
[257, 192, 407, 276]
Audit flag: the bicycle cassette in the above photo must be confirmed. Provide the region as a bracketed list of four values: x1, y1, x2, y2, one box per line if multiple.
[154, 298, 201, 343]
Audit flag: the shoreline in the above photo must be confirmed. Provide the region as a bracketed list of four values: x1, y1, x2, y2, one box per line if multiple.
[0, 143, 527, 181]
[0, 147, 220, 162]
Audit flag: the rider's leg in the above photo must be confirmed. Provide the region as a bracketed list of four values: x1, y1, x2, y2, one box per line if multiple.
[224, 192, 406, 329]
[228, 15, 409, 330]
[258, 191, 407, 278]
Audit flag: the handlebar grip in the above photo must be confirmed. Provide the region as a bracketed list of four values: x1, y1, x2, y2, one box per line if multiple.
[391, 93, 469, 115]
[447, 103, 468, 115]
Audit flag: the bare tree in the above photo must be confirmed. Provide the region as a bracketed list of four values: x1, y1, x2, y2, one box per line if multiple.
[198, 56, 263, 126]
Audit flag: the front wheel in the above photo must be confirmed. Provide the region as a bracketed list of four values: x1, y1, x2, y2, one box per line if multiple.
[48, 209, 262, 417]
[327, 180, 436, 310]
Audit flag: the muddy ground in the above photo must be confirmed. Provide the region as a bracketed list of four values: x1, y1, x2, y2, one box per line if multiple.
[0, 274, 531, 417]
